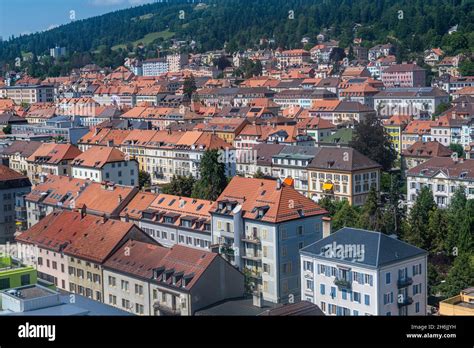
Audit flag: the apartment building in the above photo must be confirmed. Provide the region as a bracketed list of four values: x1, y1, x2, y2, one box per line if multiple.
[103, 241, 244, 316]
[439, 287, 474, 316]
[16, 210, 155, 296]
[0, 85, 55, 104]
[300, 227, 428, 316]
[401, 120, 433, 151]
[0, 140, 42, 174]
[0, 166, 31, 243]
[25, 175, 137, 227]
[307, 147, 381, 206]
[401, 141, 452, 172]
[139, 194, 213, 250]
[210, 176, 328, 303]
[383, 115, 412, 154]
[26, 143, 82, 185]
[276, 49, 310, 68]
[166, 53, 188, 72]
[381, 64, 426, 88]
[71, 146, 139, 186]
[406, 157, 474, 208]
[142, 58, 169, 76]
[374, 87, 449, 118]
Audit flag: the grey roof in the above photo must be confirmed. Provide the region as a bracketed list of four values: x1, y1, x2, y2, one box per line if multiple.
[195, 297, 280, 316]
[375, 87, 448, 98]
[252, 143, 286, 165]
[300, 227, 427, 269]
[307, 147, 381, 171]
[0, 140, 43, 157]
[334, 101, 375, 113]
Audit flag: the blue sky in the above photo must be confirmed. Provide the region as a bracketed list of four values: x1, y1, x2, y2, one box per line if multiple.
[0, 0, 156, 39]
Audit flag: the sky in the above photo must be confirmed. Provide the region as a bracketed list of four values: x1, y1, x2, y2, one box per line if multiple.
[0, 0, 157, 40]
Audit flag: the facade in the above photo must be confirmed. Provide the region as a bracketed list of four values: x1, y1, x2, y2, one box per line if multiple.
[138, 194, 213, 250]
[166, 53, 188, 72]
[0, 85, 55, 104]
[383, 115, 412, 154]
[26, 143, 82, 184]
[307, 147, 381, 206]
[406, 157, 474, 208]
[276, 49, 310, 68]
[16, 210, 155, 297]
[0, 140, 42, 174]
[0, 165, 32, 243]
[374, 88, 449, 118]
[142, 58, 169, 76]
[381, 64, 426, 88]
[439, 287, 474, 316]
[103, 240, 244, 316]
[300, 227, 428, 316]
[71, 146, 139, 186]
[210, 176, 328, 303]
[0, 256, 37, 292]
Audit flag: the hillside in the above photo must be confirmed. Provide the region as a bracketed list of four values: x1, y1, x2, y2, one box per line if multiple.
[0, 0, 473, 76]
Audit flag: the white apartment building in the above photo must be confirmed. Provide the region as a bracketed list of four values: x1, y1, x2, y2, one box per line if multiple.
[406, 157, 474, 208]
[166, 53, 188, 72]
[300, 227, 428, 316]
[142, 58, 169, 76]
[210, 177, 329, 304]
[71, 146, 138, 186]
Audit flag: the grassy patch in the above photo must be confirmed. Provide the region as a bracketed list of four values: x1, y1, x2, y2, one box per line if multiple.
[112, 30, 175, 50]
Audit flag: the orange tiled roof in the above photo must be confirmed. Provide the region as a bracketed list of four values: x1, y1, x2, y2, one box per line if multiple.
[71, 146, 127, 168]
[211, 177, 327, 223]
[119, 192, 158, 220]
[27, 143, 82, 164]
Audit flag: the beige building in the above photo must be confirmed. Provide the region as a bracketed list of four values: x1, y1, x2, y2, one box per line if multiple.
[307, 147, 382, 206]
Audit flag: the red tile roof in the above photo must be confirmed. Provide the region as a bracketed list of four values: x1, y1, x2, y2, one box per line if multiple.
[71, 146, 127, 168]
[211, 177, 327, 223]
[0, 165, 28, 181]
[16, 210, 139, 263]
[402, 141, 453, 158]
[27, 143, 82, 164]
[103, 241, 218, 290]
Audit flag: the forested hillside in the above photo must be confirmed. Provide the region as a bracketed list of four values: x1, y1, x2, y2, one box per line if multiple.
[1, 0, 473, 76]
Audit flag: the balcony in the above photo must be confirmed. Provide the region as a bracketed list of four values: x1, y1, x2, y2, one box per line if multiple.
[241, 235, 261, 244]
[397, 296, 413, 308]
[242, 250, 262, 261]
[334, 277, 352, 290]
[397, 277, 413, 289]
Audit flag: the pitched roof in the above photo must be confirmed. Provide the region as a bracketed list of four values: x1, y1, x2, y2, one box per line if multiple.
[383, 63, 425, 73]
[0, 140, 43, 158]
[103, 241, 218, 290]
[74, 182, 138, 216]
[407, 157, 474, 180]
[300, 227, 427, 269]
[71, 146, 127, 168]
[403, 120, 433, 134]
[27, 143, 82, 164]
[211, 177, 327, 223]
[25, 175, 89, 207]
[402, 141, 453, 158]
[0, 165, 28, 182]
[16, 210, 138, 263]
[119, 192, 158, 220]
[307, 147, 381, 171]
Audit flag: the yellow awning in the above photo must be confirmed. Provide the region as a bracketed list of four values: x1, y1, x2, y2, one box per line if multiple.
[322, 183, 334, 191]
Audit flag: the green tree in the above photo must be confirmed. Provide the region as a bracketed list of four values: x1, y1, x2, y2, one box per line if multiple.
[161, 175, 196, 197]
[2, 125, 12, 134]
[332, 200, 360, 231]
[253, 168, 266, 179]
[138, 170, 151, 189]
[445, 188, 473, 255]
[357, 186, 384, 231]
[183, 74, 197, 99]
[192, 149, 228, 201]
[349, 113, 397, 171]
[449, 143, 464, 159]
[438, 253, 474, 298]
[459, 58, 474, 76]
[403, 186, 436, 250]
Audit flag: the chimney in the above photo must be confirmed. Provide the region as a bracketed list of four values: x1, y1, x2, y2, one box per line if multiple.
[102, 215, 108, 224]
[80, 205, 87, 219]
[322, 216, 332, 238]
[252, 291, 263, 308]
[118, 194, 123, 204]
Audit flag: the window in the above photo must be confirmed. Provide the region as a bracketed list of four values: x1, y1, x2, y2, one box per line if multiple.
[108, 276, 116, 287]
[320, 302, 326, 312]
[281, 246, 287, 257]
[320, 284, 325, 295]
[353, 291, 361, 303]
[20, 274, 30, 286]
[386, 272, 391, 284]
[342, 289, 347, 300]
[413, 264, 422, 276]
[364, 294, 370, 306]
[283, 262, 292, 274]
[122, 299, 130, 309]
[297, 226, 303, 235]
[306, 280, 314, 291]
[415, 302, 420, 313]
[330, 286, 336, 299]
[135, 303, 144, 314]
[303, 260, 313, 272]
[109, 294, 117, 305]
[364, 274, 373, 286]
[0, 278, 10, 290]
[121, 280, 129, 292]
